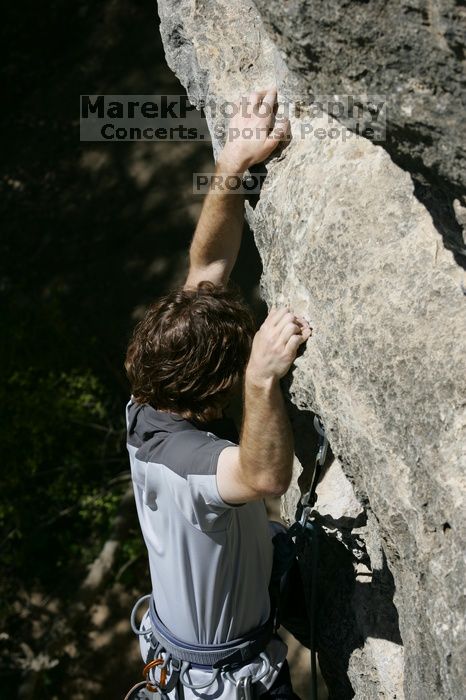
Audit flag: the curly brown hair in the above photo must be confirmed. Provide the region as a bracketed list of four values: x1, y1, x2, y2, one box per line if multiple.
[124, 281, 256, 423]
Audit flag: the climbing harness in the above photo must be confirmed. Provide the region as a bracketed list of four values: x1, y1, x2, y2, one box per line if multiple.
[125, 592, 275, 699]
[124, 415, 328, 700]
[148, 595, 274, 670]
[288, 415, 328, 700]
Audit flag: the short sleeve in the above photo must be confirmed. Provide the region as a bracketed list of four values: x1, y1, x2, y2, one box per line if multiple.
[187, 466, 237, 532]
[185, 431, 239, 532]
[149, 428, 238, 532]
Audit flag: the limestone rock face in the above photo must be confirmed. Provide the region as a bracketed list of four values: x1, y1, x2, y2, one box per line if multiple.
[157, 1, 466, 698]
[253, 0, 466, 259]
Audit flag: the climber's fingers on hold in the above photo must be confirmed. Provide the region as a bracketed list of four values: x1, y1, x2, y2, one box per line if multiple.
[276, 311, 297, 333]
[268, 117, 290, 142]
[279, 322, 303, 344]
[301, 325, 312, 340]
[284, 332, 307, 358]
[250, 87, 274, 101]
[261, 90, 279, 132]
[293, 314, 311, 339]
[261, 87, 278, 115]
[265, 306, 286, 328]
[295, 315, 310, 329]
[249, 90, 267, 109]
[259, 139, 278, 161]
[262, 114, 290, 154]
[269, 307, 291, 326]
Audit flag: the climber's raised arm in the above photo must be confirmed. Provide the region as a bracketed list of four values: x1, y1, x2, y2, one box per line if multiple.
[185, 87, 288, 288]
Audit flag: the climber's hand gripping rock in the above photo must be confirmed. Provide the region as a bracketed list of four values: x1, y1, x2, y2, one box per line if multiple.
[217, 87, 290, 175]
[247, 307, 311, 383]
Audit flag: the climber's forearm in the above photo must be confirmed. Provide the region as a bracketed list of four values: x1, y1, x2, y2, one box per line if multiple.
[216, 307, 309, 504]
[184, 158, 246, 288]
[185, 87, 287, 289]
[239, 372, 294, 496]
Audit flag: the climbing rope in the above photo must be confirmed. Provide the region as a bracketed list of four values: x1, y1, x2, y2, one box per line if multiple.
[289, 414, 328, 700]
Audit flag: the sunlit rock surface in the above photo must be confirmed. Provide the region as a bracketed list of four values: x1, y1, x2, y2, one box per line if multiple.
[157, 0, 466, 697]
[253, 0, 466, 261]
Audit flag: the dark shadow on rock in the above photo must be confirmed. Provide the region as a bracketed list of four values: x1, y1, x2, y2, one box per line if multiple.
[281, 400, 403, 698]
[283, 523, 403, 699]
[315, 527, 359, 700]
[314, 512, 368, 532]
[246, 162, 268, 210]
[353, 549, 403, 647]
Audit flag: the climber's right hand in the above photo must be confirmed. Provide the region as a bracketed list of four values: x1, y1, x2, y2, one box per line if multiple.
[246, 307, 311, 384]
[217, 87, 289, 175]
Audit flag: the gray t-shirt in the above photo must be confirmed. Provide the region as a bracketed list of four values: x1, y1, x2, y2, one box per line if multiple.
[126, 397, 275, 644]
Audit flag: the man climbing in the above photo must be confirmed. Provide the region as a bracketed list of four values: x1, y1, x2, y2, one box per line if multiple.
[124, 88, 310, 699]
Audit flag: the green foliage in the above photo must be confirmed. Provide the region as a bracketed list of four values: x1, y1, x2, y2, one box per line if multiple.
[0, 367, 126, 612]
